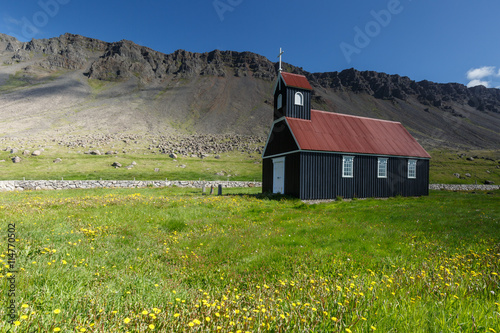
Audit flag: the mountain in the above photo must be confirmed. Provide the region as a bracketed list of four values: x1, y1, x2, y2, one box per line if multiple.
[0, 33, 499, 150]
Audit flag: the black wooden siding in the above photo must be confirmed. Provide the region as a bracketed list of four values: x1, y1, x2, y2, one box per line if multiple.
[283, 87, 311, 120]
[273, 78, 285, 120]
[262, 158, 273, 193]
[263, 152, 429, 199]
[299, 152, 429, 199]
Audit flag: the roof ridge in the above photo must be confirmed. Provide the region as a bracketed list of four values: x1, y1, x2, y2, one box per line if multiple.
[310, 109, 401, 124]
[281, 71, 307, 77]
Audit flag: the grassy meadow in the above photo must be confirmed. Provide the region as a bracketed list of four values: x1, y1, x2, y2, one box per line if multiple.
[1, 188, 499, 332]
[0, 143, 262, 182]
[0, 135, 499, 185]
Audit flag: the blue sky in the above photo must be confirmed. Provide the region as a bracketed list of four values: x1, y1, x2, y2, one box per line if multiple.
[1, 0, 499, 88]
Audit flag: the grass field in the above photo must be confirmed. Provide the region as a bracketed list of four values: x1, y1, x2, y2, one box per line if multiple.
[1, 140, 499, 185]
[1, 188, 499, 332]
[0, 145, 262, 182]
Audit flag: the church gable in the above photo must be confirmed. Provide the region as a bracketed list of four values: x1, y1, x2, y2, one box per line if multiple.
[263, 119, 299, 157]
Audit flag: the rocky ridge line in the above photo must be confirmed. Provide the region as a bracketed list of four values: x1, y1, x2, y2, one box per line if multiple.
[1, 32, 499, 113]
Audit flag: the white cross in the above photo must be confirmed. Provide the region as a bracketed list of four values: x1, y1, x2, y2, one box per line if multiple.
[278, 48, 284, 73]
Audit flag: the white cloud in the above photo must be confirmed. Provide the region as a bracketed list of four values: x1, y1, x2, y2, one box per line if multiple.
[3, 14, 22, 27]
[1, 14, 40, 41]
[466, 66, 496, 80]
[467, 79, 490, 88]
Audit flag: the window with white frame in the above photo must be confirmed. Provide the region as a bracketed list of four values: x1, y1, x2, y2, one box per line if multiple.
[342, 156, 354, 178]
[277, 94, 282, 109]
[294, 92, 303, 106]
[408, 159, 417, 179]
[378, 158, 388, 178]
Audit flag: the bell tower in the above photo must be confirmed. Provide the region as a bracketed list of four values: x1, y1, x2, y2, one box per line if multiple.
[273, 49, 312, 121]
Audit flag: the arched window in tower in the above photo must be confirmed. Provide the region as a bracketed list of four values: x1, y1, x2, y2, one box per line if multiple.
[277, 94, 282, 109]
[294, 92, 304, 106]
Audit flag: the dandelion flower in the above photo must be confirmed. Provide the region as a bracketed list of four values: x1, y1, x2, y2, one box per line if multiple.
[80, 329, 86, 332]
[331, 317, 338, 321]
[124, 317, 131, 324]
[193, 319, 201, 325]
[14, 321, 21, 326]
[142, 310, 148, 315]
[53, 309, 61, 314]
[371, 326, 377, 331]
[54, 328, 61, 332]
[22, 304, 29, 308]
[188, 322, 194, 327]
[174, 313, 180, 318]
[20, 315, 28, 320]
[149, 324, 155, 330]
[206, 317, 211, 322]
[346, 329, 352, 333]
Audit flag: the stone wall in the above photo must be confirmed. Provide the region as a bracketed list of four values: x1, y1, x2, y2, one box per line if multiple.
[0, 181, 497, 192]
[0, 180, 262, 192]
[429, 184, 499, 191]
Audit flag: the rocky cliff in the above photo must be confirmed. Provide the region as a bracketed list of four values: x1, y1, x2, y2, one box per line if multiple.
[0, 33, 499, 150]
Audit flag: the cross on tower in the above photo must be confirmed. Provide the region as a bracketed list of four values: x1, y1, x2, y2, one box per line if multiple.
[278, 48, 284, 73]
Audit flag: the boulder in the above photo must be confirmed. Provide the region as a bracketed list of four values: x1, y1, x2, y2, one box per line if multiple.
[112, 162, 122, 168]
[23, 150, 31, 156]
[32, 150, 42, 156]
[10, 148, 18, 154]
[484, 180, 495, 185]
[53, 158, 62, 163]
[12, 156, 21, 163]
[169, 153, 177, 159]
[465, 173, 471, 178]
[453, 173, 460, 178]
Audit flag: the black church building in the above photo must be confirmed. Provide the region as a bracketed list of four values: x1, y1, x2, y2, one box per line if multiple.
[262, 72, 431, 200]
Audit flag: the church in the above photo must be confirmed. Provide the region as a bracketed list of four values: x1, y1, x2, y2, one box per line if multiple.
[261, 59, 431, 200]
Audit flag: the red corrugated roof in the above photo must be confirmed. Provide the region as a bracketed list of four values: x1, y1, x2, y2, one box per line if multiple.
[280, 72, 313, 90]
[286, 110, 431, 158]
